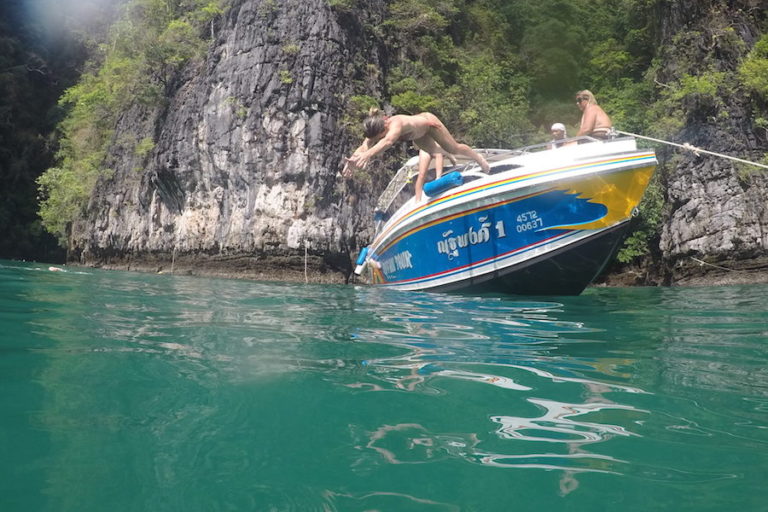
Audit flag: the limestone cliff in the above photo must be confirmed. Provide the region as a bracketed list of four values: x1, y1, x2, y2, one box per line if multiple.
[69, 0, 388, 281]
[654, 0, 768, 285]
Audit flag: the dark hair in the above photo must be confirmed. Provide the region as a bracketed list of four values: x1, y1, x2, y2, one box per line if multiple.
[363, 107, 386, 139]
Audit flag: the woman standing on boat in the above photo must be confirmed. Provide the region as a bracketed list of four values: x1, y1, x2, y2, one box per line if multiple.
[575, 90, 613, 139]
[341, 109, 491, 197]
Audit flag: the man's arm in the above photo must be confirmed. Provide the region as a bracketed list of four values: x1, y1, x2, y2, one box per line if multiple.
[365, 127, 400, 159]
[346, 119, 403, 170]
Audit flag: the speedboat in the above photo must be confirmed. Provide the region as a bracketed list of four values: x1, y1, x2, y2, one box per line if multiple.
[353, 135, 657, 295]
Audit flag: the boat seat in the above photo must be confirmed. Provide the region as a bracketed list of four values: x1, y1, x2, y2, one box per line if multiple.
[424, 171, 463, 197]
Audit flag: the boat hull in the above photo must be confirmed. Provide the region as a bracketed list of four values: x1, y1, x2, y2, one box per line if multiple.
[363, 141, 656, 296]
[431, 220, 629, 295]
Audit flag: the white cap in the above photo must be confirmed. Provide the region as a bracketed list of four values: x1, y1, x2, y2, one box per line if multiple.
[551, 123, 566, 132]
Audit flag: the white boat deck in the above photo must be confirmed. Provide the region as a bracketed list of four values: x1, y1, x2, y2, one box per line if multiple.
[370, 136, 656, 249]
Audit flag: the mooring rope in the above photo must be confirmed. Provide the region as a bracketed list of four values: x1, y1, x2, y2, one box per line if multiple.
[614, 129, 768, 170]
[690, 257, 745, 272]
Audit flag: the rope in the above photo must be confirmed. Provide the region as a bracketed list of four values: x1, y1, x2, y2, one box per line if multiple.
[690, 257, 744, 272]
[615, 129, 768, 170]
[690, 256, 768, 273]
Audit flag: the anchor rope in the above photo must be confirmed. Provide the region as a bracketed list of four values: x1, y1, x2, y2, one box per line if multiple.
[614, 129, 768, 170]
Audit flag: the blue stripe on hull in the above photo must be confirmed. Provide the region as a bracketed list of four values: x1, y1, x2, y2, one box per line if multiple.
[371, 188, 607, 287]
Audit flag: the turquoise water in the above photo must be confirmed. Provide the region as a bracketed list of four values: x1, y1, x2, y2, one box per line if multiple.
[1, 260, 767, 511]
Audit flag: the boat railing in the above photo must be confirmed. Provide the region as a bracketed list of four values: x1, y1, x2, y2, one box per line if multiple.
[482, 135, 621, 156]
[374, 158, 420, 215]
[374, 134, 631, 224]
[445, 135, 627, 168]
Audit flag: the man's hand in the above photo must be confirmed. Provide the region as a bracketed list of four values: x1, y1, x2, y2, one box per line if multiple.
[341, 158, 360, 178]
[346, 152, 370, 170]
[342, 153, 371, 177]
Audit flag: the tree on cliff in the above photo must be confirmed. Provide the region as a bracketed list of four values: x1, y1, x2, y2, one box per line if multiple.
[36, 0, 226, 245]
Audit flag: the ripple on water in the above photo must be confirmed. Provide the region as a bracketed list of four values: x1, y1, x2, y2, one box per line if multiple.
[3, 261, 768, 511]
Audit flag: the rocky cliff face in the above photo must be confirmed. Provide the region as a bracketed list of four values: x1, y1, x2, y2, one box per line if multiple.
[69, 0, 388, 281]
[71, 0, 768, 287]
[654, 0, 768, 285]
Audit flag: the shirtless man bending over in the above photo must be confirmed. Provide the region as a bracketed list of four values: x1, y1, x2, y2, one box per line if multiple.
[342, 108, 490, 200]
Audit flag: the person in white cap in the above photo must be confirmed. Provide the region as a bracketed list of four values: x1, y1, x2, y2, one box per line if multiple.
[549, 122, 567, 148]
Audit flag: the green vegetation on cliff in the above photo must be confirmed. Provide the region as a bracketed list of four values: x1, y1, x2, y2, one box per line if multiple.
[36, 0, 225, 243]
[376, 0, 667, 262]
[378, 0, 661, 142]
[373, 0, 766, 265]
[740, 34, 768, 99]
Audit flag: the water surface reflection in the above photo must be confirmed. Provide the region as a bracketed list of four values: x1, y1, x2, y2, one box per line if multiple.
[339, 291, 654, 495]
[3, 262, 767, 511]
